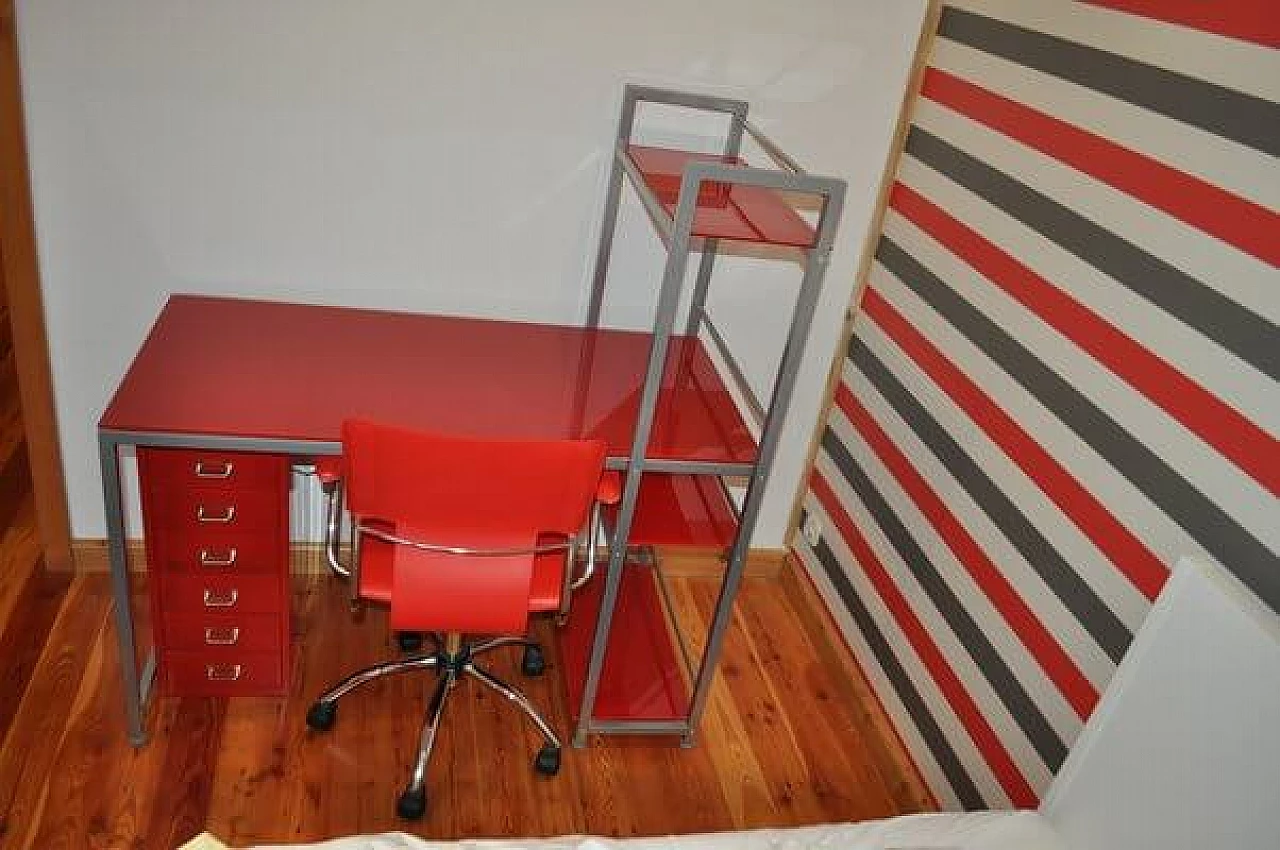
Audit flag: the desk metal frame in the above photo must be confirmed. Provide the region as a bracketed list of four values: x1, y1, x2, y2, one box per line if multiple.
[102, 308, 757, 747]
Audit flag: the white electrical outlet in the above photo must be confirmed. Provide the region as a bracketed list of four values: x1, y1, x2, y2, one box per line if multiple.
[802, 515, 822, 547]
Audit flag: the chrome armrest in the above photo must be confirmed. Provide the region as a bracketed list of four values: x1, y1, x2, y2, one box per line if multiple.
[322, 479, 351, 579]
[569, 500, 605, 592]
[355, 522, 575, 557]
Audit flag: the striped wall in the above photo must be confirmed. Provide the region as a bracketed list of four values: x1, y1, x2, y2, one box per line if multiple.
[793, 0, 1278, 809]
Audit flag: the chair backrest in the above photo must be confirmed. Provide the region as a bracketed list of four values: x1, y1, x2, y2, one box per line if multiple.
[343, 419, 607, 538]
[341, 419, 608, 633]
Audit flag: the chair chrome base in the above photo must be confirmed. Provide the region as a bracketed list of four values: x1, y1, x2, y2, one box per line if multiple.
[306, 633, 562, 821]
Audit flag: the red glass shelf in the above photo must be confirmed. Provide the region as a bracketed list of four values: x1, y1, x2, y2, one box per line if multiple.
[559, 562, 688, 723]
[625, 145, 817, 248]
[605, 473, 738, 548]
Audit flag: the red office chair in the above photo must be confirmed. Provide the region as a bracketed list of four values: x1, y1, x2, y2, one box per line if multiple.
[306, 419, 618, 820]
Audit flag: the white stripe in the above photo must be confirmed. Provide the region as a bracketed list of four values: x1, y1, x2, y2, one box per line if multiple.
[929, 37, 1280, 211]
[869, 219, 1247, 575]
[950, 0, 1280, 102]
[827, 404, 1084, 747]
[805, 490, 1013, 807]
[864, 258, 1213, 581]
[817, 448, 1054, 794]
[844, 356, 1118, 693]
[911, 96, 1280, 329]
[883, 207, 1280, 555]
[793, 531, 962, 811]
[897, 152, 1280, 440]
[861, 267, 1219, 588]
[858, 278, 1159, 634]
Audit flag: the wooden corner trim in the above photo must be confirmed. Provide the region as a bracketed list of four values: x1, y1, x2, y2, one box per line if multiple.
[72, 539, 148, 573]
[0, 6, 73, 571]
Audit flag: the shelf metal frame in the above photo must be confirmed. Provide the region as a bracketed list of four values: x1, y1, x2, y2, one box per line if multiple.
[573, 84, 846, 746]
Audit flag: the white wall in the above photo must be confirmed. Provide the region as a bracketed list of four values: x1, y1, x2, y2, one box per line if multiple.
[17, 0, 926, 544]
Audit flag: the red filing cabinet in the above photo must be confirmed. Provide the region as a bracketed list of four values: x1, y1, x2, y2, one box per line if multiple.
[138, 448, 291, 696]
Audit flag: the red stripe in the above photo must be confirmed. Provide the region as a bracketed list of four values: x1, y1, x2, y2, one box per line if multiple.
[811, 472, 1039, 806]
[921, 68, 1280, 266]
[890, 180, 1280, 500]
[1080, 0, 1280, 48]
[834, 383, 1099, 719]
[862, 286, 1168, 601]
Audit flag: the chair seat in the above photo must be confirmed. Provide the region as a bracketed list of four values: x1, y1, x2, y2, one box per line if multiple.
[359, 531, 568, 618]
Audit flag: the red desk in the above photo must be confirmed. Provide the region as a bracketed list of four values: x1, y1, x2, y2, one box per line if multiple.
[103, 295, 754, 464]
[99, 294, 754, 744]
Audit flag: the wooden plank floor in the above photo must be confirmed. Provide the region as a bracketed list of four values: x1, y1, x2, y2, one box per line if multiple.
[0, 536, 925, 848]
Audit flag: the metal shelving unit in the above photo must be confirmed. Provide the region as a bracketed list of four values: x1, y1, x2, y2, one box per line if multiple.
[565, 85, 847, 746]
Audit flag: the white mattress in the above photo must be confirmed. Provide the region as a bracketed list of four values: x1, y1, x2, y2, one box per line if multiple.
[240, 811, 1063, 850]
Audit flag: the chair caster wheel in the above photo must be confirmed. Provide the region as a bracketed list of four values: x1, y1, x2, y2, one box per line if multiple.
[306, 701, 337, 731]
[397, 632, 425, 652]
[396, 787, 428, 820]
[521, 644, 546, 677]
[534, 744, 561, 776]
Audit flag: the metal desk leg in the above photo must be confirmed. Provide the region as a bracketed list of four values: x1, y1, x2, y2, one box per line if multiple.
[100, 434, 151, 746]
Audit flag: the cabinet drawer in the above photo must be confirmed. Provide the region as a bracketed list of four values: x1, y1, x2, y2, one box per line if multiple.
[148, 486, 284, 534]
[150, 528, 283, 575]
[161, 573, 284, 614]
[138, 448, 287, 490]
[162, 649, 284, 696]
[161, 611, 283, 652]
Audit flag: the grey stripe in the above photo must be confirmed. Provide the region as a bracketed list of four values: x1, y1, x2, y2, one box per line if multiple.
[905, 127, 1279, 382]
[799, 511, 988, 809]
[849, 334, 1132, 663]
[939, 6, 1280, 156]
[821, 430, 1067, 770]
[876, 236, 1280, 611]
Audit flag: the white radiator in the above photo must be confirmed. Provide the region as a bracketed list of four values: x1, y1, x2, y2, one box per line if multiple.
[288, 465, 348, 544]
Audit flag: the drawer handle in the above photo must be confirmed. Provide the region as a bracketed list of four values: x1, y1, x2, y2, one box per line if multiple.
[199, 548, 238, 568]
[206, 663, 243, 681]
[202, 588, 239, 608]
[196, 505, 236, 524]
[194, 461, 234, 479]
[204, 626, 241, 646]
